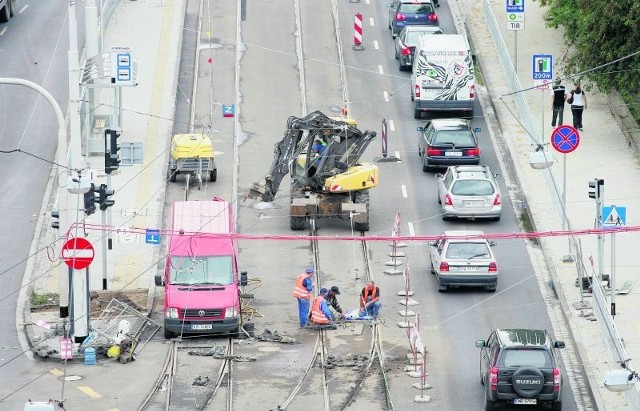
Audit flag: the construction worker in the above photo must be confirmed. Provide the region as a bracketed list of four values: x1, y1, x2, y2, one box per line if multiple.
[292, 265, 315, 327]
[325, 286, 345, 319]
[310, 288, 332, 325]
[360, 280, 381, 319]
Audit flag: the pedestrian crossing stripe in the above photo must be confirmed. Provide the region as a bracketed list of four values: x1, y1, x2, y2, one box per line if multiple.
[602, 205, 626, 227]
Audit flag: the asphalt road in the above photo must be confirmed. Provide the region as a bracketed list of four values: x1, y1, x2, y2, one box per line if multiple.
[0, 0, 84, 404]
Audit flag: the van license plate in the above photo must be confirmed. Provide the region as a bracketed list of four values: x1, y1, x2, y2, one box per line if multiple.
[192, 324, 213, 330]
[513, 399, 537, 405]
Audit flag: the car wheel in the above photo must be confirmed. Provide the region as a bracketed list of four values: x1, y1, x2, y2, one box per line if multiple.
[164, 328, 175, 339]
[492, 215, 501, 222]
[395, 49, 399, 60]
[466, 110, 474, 119]
[484, 387, 496, 411]
[210, 168, 217, 182]
[442, 215, 451, 221]
[399, 62, 404, 72]
[290, 216, 306, 230]
[0, 2, 10, 23]
[411, 93, 414, 102]
[512, 366, 545, 397]
[422, 160, 429, 172]
[414, 108, 421, 119]
[437, 196, 441, 204]
[438, 283, 447, 292]
[486, 285, 497, 293]
[552, 401, 563, 411]
[430, 260, 435, 274]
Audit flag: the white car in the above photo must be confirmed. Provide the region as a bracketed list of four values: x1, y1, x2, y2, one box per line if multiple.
[429, 230, 498, 292]
[436, 165, 502, 221]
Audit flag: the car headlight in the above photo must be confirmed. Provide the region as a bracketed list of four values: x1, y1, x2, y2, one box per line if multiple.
[165, 307, 178, 319]
[224, 307, 238, 319]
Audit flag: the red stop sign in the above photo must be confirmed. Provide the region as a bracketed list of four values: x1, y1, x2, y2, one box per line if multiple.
[61, 238, 95, 269]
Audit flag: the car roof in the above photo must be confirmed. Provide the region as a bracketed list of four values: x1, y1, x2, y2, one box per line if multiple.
[449, 166, 493, 179]
[430, 118, 470, 129]
[399, 0, 433, 3]
[441, 230, 486, 238]
[495, 329, 552, 348]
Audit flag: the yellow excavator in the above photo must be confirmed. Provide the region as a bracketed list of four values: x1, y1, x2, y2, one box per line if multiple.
[246, 111, 378, 231]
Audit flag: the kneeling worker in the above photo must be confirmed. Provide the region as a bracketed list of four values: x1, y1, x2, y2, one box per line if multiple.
[310, 288, 333, 326]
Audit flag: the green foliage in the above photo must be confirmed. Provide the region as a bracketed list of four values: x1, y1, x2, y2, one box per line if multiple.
[536, 0, 640, 95]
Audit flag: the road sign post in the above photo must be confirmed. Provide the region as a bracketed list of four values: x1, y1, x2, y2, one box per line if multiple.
[551, 125, 580, 261]
[61, 238, 95, 342]
[507, 1, 525, 71]
[602, 205, 626, 318]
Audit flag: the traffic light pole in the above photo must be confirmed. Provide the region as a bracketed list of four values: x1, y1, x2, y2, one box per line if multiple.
[102, 202, 108, 290]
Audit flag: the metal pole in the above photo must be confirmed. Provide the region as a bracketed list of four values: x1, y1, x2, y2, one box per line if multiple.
[107, 174, 113, 252]
[596, 186, 604, 286]
[562, 154, 567, 230]
[514, 31, 518, 73]
[102, 208, 107, 290]
[611, 232, 616, 317]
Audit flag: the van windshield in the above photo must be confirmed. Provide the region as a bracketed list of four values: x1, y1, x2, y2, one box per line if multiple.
[169, 255, 234, 285]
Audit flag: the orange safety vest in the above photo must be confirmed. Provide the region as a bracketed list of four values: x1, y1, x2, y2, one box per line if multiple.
[311, 296, 330, 324]
[292, 274, 312, 299]
[360, 286, 378, 308]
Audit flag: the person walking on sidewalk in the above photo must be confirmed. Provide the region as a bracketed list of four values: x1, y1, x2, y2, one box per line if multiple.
[551, 80, 566, 127]
[568, 83, 587, 131]
[292, 265, 315, 327]
[360, 280, 382, 319]
[310, 288, 333, 326]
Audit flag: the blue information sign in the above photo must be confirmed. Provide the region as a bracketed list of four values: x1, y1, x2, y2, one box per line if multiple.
[602, 206, 626, 228]
[145, 228, 161, 245]
[506, 0, 524, 13]
[532, 54, 553, 81]
[222, 104, 235, 118]
[550, 125, 580, 154]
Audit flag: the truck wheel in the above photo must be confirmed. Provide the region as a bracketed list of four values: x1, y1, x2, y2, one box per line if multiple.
[414, 109, 421, 119]
[10, 0, 14, 17]
[168, 167, 177, 182]
[353, 190, 370, 231]
[210, 169, 217, 182]
[291, 216, 306, 230]
[0, 2, 10, 23]
[164, 328, 175, 339]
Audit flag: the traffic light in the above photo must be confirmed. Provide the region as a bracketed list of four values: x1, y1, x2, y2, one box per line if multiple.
[98, 184, 115, 211]
[588, 178, 604, 200]
[51, 210, 60, 229]
[105, 129, 121, 174]
[83, 184, 98, 216]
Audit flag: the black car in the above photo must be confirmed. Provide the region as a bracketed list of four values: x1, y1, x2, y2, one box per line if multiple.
[475, 329, 565, 411]
[417, 118, 480, 171]
[387, 0, 438, 38]
[394, 25, 443, 71]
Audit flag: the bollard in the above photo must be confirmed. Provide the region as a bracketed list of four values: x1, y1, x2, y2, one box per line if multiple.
[353, 13, 364, 50]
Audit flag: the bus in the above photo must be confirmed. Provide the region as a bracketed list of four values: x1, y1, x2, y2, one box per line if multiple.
[155, 197, 246, 338]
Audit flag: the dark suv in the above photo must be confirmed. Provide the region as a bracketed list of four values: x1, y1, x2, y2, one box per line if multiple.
[475, 329, 565, 410]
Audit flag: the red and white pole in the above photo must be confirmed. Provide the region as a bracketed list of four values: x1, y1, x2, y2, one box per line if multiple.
[353, 13, 363, 50]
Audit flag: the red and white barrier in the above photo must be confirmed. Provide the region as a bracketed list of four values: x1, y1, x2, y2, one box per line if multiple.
[353, 13, 363, 50]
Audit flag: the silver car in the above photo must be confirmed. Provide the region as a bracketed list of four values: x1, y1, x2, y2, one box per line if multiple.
[428, 230, 498, 292]
[436, 165, 502, 221]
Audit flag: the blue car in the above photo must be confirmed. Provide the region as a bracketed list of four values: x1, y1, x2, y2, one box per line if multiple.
[388, 0, 439, 38]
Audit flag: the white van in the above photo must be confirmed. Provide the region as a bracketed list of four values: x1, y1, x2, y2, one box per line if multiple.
[411, 34, 475, 119]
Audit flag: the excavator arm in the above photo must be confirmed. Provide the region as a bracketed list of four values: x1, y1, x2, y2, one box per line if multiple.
[246, 111, 376, 202]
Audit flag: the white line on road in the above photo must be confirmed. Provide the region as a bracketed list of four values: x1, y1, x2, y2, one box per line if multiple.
[18, 4, 29, 13]
[383, 91, 390, 102]
[369, 17, 374, 26]
[366, 0, 370, 4]
[395, 150, 400, 159]
[389, 120, 395, 131]
[0, 28, 6, 36]
[408, 222, 415, 236]
[401, 185, 408, 198]
[378, 65, 384, 75]
[373, 40, 379, 50]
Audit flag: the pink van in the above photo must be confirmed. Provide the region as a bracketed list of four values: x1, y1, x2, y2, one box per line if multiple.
[155, 198, 246, 338]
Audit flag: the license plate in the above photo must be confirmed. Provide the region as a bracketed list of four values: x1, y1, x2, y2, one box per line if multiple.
[445, 151, 462, 157]
[463, 200, 484, 206]
[513, 399, 537, 405]
[191, 324, 212, 331]
[457, 266, 478, 272]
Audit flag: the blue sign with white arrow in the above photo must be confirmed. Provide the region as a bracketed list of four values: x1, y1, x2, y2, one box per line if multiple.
[602, 206, 626, 229]
[507, 0, 524, 13]
[145, 228, 161, 245]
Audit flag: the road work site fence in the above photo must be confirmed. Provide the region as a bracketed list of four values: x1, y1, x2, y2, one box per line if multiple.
[482, 0, 640, 407]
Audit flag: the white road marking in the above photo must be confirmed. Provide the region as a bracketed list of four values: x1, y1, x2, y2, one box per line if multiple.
[383, 91, 390, 102]
[389, 120, 395, 131]
[18, 5, 29, 13]
[0, 28, 6, 36]
[369, 17, 374, 26]
[395, 150, 400, 159]
[401, 185, 408, 198]
[366, 0, 370, 4]
[373, 40, 379, 49]
[378, 65, 384, 75]
[408, 222, 415, 236]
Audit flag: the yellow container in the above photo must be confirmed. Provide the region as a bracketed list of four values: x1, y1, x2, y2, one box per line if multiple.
[170, 134, 215, 160]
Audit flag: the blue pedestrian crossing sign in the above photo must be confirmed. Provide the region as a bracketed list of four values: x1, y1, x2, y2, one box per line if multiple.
[145, 228, 161, 245]
[602, 206, 626, 228]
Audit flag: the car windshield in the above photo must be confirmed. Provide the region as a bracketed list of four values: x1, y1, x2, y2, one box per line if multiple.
[433, 130, 474, 146]
[169, 255, 234, 285]
[406, 30, 440, 45]
[399, 4, 433, 13]
[452, 179, 495, 196]
[502, 349, 553, 368]
[445, 242, 490, 259]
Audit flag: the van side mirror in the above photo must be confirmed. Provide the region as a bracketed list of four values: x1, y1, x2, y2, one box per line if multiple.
[474, 127, 481, 133]
[434, 173, 443, 179]
[554, 341, 565, 349]
[240, 271, 248, 286]
[428, 241, 436, 246]
[489, 241, 497, 247]
[475, 339, 486, 348]
[416, 126, 424, 132]
[154, 275, 164, 287]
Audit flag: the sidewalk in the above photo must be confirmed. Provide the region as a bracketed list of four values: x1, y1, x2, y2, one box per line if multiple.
[467, 0, 639, 409]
